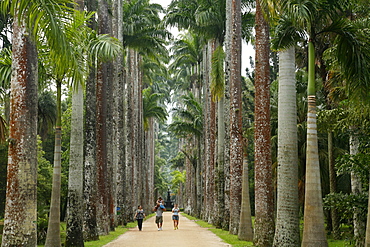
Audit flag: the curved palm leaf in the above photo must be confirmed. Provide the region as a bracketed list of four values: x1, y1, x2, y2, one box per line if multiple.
[143, 87, 168, 131]
[0, 47, 11, 88]
[169, 93, 203, 138]
[210, 45, 225, 101]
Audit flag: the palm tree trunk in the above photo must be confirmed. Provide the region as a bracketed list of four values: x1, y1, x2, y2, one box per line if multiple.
[2, 16, 38, 246]
[83, 0, 99, 240]
[365, 181, 370, 246]
[83, 63, 99, 240]
[273, 47, 300, 246]
[112, 0, 125, 225]
[65, 2, 86, 245]
[328, 131, 340, 240]
[253, 0, 274, 245]
[96, 60, 110, 235]
[96, 0, 112, 235]
[215, 97, 226, 229]
[349, 129, 365, 247]
[65, 83, 84, 246]
[226, 0, 243, 235]
[301, 40, 328, 247]
[45, 79, 62, 247]
[238, 147, 254, 241]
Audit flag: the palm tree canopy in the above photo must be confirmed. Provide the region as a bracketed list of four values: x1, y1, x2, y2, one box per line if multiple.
[169, 92, 203, 138]
[143, 87, 168, 131]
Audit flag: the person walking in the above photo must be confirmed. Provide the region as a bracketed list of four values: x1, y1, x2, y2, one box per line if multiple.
[154, 198, 166, 231]
[172, 204, 180, 230]
[134, 205, 146, 231]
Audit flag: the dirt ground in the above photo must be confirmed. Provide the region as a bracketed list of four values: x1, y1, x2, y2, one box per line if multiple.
[103, 212, 231, 247]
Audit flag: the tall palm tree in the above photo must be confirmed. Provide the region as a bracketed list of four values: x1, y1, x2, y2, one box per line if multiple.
[273, 0, 370, 245]
[0, 0, 75, 245]
[273, 47, 300, 246]
[253, 0, 274, 245]
[169, 92, 203, 215]
[122, 0, 169, 220]
[226, 0, 243, 235]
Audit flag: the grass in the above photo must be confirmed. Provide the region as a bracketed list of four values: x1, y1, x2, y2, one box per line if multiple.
[36, 221, 138, 247]
[84, 222, 137, 247]
[181, 213, 253, 247]
[182, 214, 353, 247]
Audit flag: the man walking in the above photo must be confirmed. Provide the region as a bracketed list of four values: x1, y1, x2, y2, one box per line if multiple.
[154, 197, 166, 230]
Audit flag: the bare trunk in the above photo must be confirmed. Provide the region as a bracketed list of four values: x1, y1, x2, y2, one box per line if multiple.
[227, 0, 243, 235]
[328, 131, 340, 240]
[350, 129, 365, 247]
[238, 150, 253, 241]
[83, 63, 99, 240]
[301, 41, 328, 247]
[2, 16, 38, 247]
[83, 0, 99, 241]
[273, 47, 300, 246]
[65, 83, 84, 246]
[45, 79, 62, 247]
[253, 0, 274, 245]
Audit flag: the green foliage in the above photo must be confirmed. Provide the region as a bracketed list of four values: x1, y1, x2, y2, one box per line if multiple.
[181, 213, 253, 246]
[336, 153, 370, 188]
[324, 192, 368, 225]
[170, 170, 186, 196]
[169, 151, 185, 169]
[0, 47, 11, 88]
[210, 45, 225, 102]
[142, 87, 168, 131]
[169, 92, 203, 138]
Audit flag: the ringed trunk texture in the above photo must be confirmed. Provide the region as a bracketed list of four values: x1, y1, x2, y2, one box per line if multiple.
[253, 0, 274, 245]
[301, 96, 328, 247]
[302, 41, 328, 247]
[273, 47, 300, 247]
[2, 16, 38, 247]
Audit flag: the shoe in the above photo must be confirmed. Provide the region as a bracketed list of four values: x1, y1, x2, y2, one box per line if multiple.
[158, 228, 160, 231]
[160, 227, 162, 230]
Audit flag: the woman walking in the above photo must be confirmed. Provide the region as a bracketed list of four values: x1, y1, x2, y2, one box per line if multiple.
[172, 204, 180, 230]
[134, 205, 146, 231]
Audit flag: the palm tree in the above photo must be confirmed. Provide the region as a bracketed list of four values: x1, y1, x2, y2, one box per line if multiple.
[169, 92, 203, 215]
[253, 0, 274, 245]
[272, 0, 370, 245]
[273, 47, 300, 246]
[226, 0, 243, 235]
[122, 0, 169, 220]
[0, 0, 75, 245]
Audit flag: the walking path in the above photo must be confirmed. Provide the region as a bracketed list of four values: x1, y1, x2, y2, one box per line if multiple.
[103, 212, 231, 247]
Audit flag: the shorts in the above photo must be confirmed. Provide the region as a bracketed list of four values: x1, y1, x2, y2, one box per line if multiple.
[172, 215, 179, 221]
[155, 216, 163, 224]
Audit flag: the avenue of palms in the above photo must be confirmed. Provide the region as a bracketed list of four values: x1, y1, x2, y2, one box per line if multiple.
[0, 0, 370, 247]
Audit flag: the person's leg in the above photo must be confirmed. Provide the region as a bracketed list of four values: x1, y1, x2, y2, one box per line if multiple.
[156, 216, 160, 230]
[138, 219, 143, 230]
[159, 216, 163, 230]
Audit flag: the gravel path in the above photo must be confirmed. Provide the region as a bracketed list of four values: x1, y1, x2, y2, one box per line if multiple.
[103, 212, 231, 247]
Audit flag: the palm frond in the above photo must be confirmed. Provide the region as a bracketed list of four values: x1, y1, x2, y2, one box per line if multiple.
[0, 47, 11, 88]
[210, 45, 225, 101]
